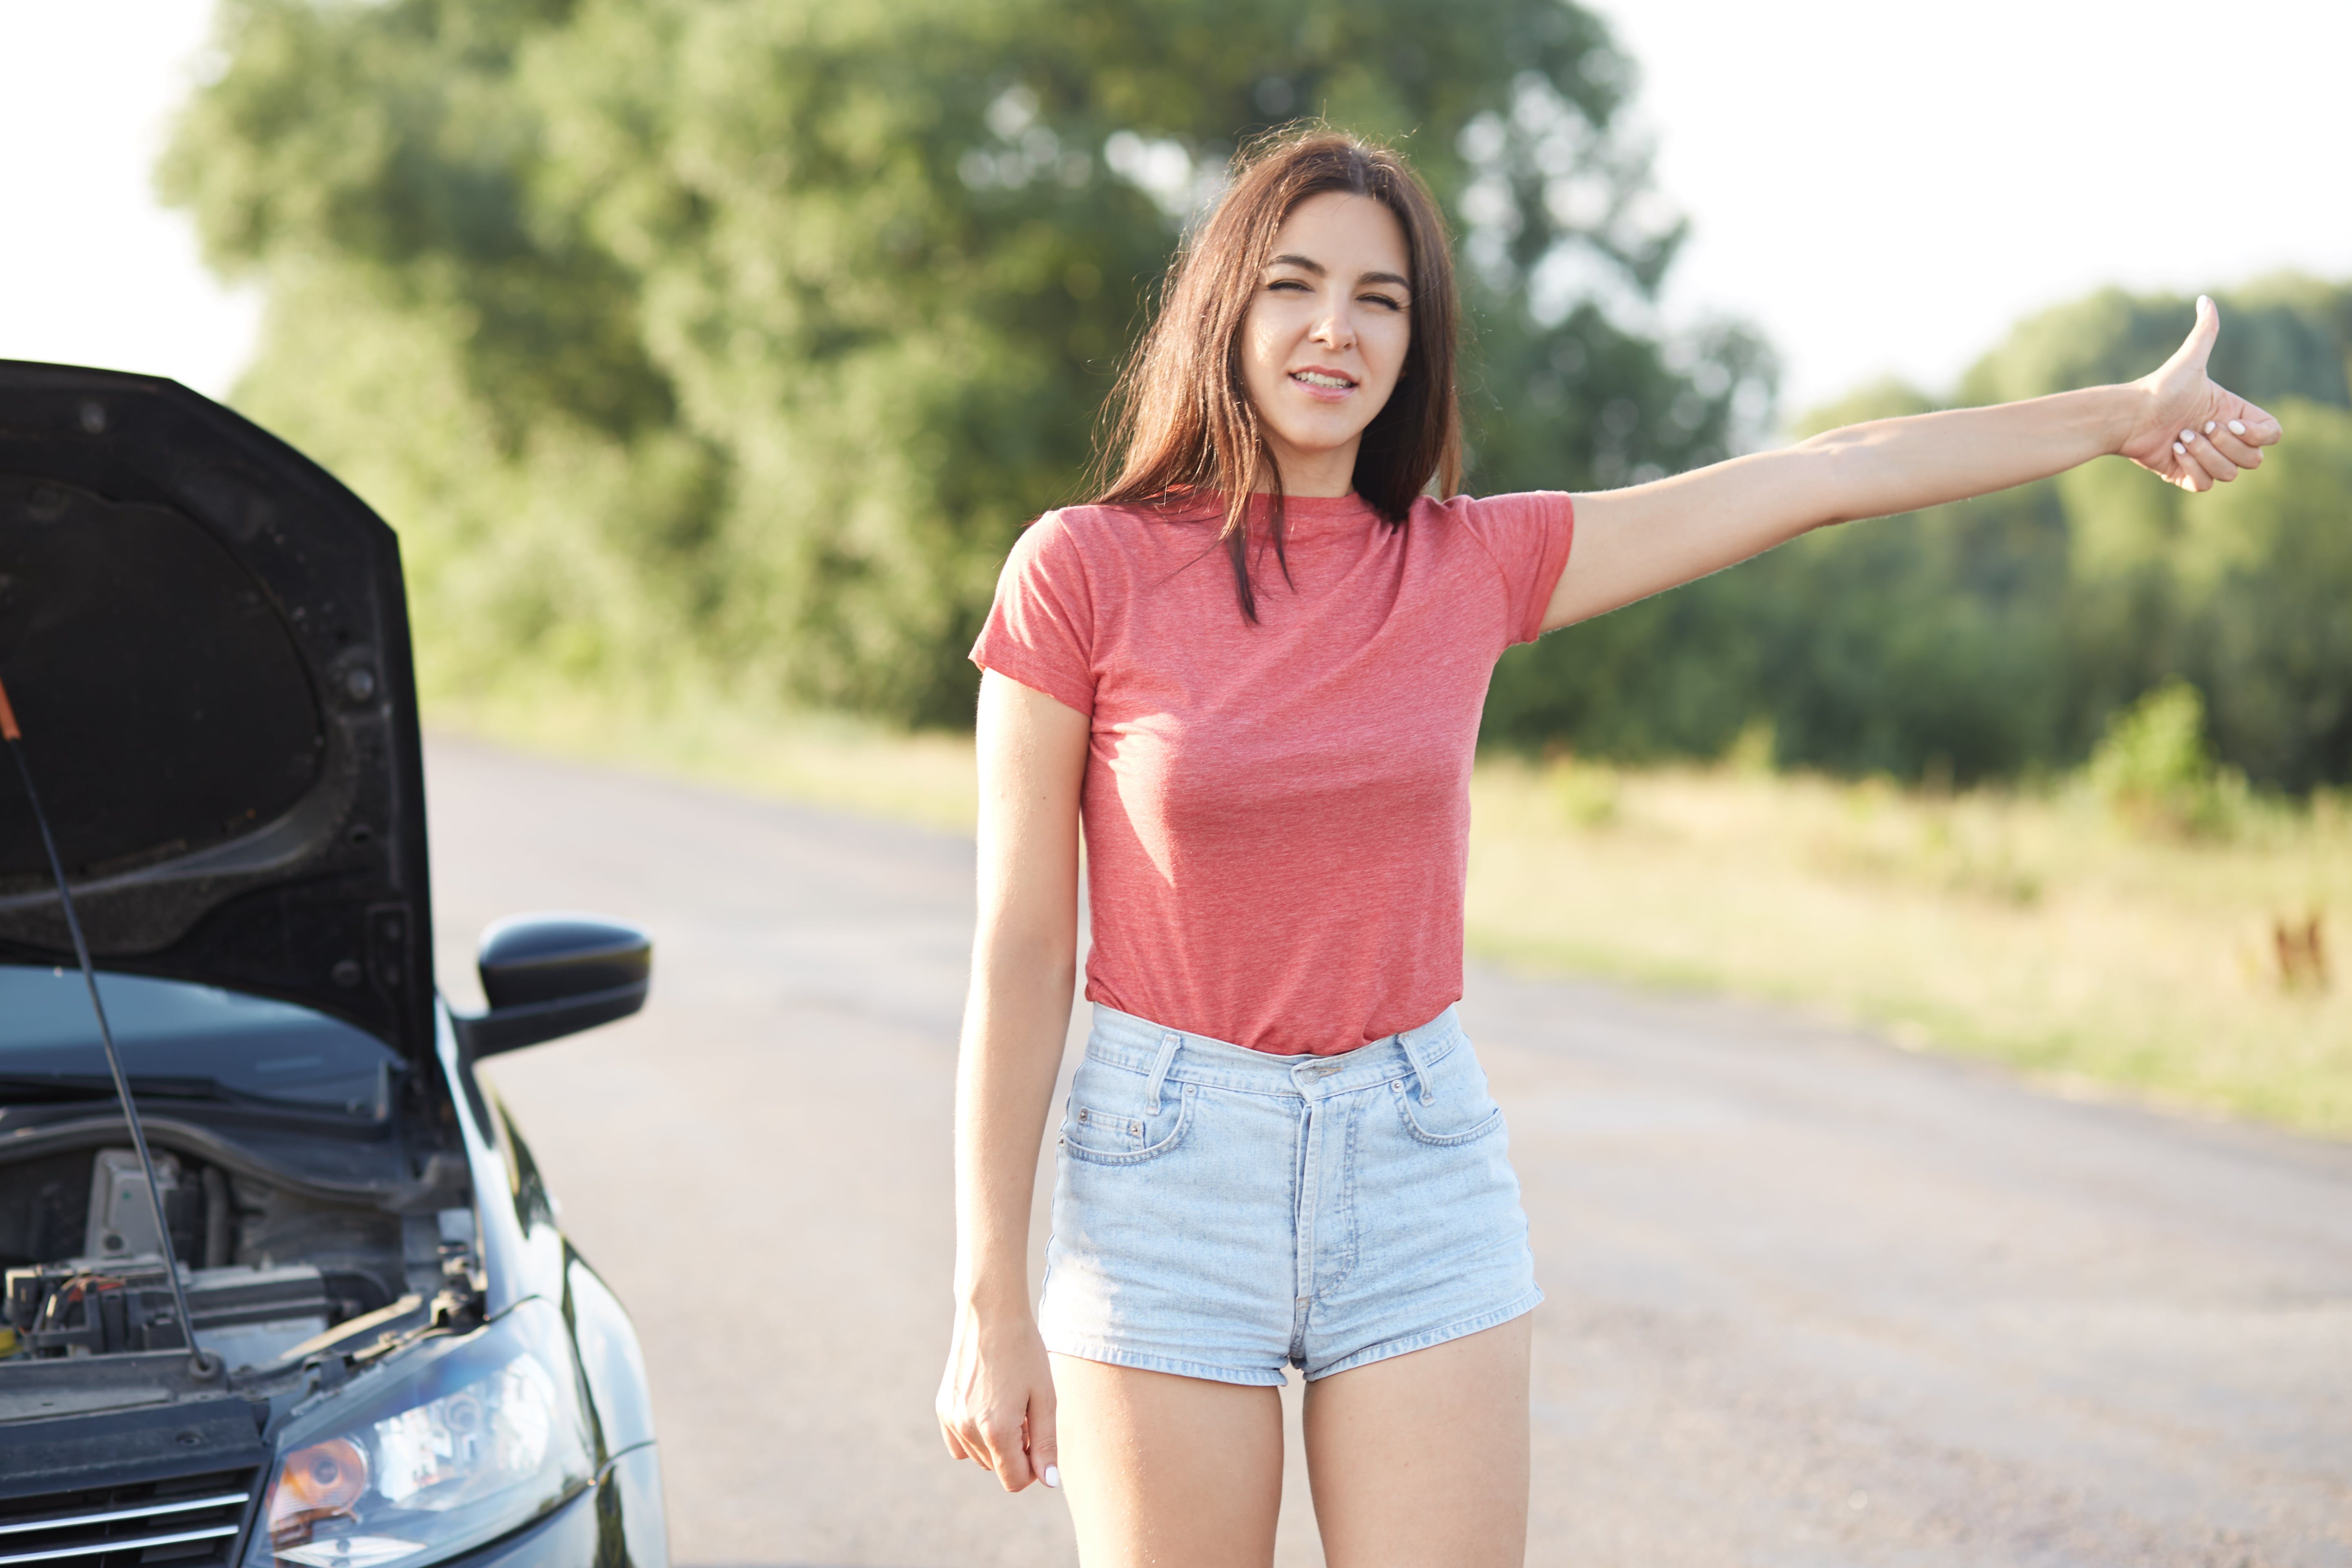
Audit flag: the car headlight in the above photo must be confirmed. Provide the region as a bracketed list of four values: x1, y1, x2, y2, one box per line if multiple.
[246, 1299, 594, 1568]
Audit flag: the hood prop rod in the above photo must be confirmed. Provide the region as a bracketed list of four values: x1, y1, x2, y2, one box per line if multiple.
[0, 674, 216, 1379]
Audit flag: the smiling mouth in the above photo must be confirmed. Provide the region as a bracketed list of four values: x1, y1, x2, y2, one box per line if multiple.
[1290, 370, 1357, 390]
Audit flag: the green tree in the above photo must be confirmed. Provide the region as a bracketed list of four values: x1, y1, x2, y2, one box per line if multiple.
[163, 0, 1767, 724]
[2176, 399, 2352, 788]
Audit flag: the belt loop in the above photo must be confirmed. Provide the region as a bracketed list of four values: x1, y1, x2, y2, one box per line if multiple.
[1144, 1031, 1182, 1114]
[1396, 1025, 1437, 1105]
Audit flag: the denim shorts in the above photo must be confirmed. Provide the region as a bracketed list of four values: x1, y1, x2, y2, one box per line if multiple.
[1038, 1003, 1542, 1385]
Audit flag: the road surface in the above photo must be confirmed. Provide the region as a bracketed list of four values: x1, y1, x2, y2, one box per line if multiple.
[425, 736, 2352, 1568]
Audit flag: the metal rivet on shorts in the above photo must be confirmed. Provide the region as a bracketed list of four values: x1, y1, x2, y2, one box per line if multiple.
[1077, 1109, 1088, 1122]
[1129, 1121, 1142, 1136]
[1391, 1080, 1403, 1093]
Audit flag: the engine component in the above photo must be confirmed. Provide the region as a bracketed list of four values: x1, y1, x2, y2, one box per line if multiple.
[4, 1259, 334, 1368]
[186, 1263, 334, 1371]
[3, 1265, 183, 1356]
[84, 1147, 185, 1261]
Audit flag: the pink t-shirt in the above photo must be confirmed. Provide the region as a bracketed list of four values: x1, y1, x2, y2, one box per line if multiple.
[969, 490, 1574, 1056]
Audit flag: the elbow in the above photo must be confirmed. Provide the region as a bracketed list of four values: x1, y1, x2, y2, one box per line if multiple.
[973, 922, 1078, 994]
[1787, 438, 1870, 530]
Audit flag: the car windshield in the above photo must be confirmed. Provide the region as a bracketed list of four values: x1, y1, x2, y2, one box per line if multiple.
[0, 965, 401, 1118]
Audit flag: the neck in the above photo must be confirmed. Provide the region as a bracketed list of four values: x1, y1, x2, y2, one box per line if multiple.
[1260, 436, 1359, 498]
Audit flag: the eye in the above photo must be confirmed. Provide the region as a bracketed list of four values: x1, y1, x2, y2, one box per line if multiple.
[1267, 278, 1312, 293]
[1359, 292, 1406, 312]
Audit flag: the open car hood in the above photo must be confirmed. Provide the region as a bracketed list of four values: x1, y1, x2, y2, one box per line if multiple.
[0, 361, 434, 1064]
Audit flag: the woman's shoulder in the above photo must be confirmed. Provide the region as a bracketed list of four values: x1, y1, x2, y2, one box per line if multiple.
[1409, 489, 1575, 527]
[1023, 497, 1218, 559]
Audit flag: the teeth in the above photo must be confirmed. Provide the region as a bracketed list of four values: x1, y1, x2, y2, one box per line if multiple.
[1292, 371, 1352, 389]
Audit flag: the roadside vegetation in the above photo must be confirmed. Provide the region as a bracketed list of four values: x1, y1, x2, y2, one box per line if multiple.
[1468, 711, 2351, 1138]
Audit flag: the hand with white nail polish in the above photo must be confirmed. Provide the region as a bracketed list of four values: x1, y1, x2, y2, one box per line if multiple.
[937, 1296, 1060, 1494]
[2118, 296, 2285, 492]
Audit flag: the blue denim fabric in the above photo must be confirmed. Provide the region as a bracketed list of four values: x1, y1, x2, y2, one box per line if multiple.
[1038, 1003, 1543, 1385]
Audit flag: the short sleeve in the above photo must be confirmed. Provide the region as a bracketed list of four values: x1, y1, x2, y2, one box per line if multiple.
[969, 510, 1098, 716]
[1461, 491, 1575, 644]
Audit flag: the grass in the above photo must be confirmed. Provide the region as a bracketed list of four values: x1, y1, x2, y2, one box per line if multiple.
[430, 690, 2352, 1137]
[427, 681, 982, 833]
[1467, 756, 2352, 1136]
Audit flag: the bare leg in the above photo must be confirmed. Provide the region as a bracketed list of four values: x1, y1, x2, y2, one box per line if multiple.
[1050, 1353, 1286, 1567]
[1301, 1316, 1532, 1568]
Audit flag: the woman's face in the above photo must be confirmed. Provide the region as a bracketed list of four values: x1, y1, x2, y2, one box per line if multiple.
[1239, 191, 1414, 494]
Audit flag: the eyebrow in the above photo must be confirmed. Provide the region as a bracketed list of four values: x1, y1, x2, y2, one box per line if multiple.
[1267, 253, 1412, 292]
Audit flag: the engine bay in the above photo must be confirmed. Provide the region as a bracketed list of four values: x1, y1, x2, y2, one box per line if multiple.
[0, 1142, 478, 1389]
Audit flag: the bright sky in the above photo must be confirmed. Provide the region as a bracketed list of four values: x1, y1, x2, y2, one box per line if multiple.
[2, 0, 2345, 414]
[0, 2, 257, 398]
[1593, 0, 2352, 410]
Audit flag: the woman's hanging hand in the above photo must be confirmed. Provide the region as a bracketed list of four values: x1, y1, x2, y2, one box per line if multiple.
[2119, 296, 2285, 491]
[938, 1298, 1060, 1492]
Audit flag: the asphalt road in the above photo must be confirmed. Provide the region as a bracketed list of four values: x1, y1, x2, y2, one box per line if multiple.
[425, 736, 2352, 1568]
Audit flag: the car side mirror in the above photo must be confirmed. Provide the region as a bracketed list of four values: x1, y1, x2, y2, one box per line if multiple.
[455, 913, 651, 1058]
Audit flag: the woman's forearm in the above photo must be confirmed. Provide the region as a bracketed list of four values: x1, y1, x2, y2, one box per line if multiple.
[952, 937, 1074, 1314]
[1798, 383, 2143, 525]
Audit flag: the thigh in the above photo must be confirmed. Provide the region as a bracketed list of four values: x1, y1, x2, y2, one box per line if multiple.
[1050, 1354, 1286, 1568]
[1301, 1316, 1531, 1568]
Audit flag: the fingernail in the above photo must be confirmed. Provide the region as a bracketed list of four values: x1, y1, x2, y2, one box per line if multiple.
[1043, 1464, 1061, 1488]
[2198, 294, 2213, 311]
[2204, 421, 2216, 434]
[2180, 430, 2196, 444]
[2229, 420, 2246, 434]
[2173, 441, 2185, 454]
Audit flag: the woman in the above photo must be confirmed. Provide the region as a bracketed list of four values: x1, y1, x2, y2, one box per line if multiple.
[935, 129, 2278, 1566]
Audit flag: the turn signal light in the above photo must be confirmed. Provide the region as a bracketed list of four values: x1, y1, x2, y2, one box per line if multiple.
[269, 1437, 368, 1534]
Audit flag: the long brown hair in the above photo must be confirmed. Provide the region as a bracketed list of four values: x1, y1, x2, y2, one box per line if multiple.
[1092, 129, 1462, 621]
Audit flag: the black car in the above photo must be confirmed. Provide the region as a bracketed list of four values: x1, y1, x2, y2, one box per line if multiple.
[0, 362, 667, 1567]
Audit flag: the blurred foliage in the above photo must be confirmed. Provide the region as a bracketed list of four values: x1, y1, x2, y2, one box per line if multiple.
[2083, 681, 2246, 839]
[163, 0, 1770, 724]
[1485, 278, 2352, 790]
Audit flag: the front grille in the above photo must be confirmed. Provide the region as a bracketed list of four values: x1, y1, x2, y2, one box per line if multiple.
[0, 1468, 255, 1567]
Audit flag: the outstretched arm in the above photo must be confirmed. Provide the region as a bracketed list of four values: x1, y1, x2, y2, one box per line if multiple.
[1543, 296, 2284, 633]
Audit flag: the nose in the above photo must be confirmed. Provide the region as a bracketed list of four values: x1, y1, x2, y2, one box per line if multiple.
[1311, 296, 1355, 352]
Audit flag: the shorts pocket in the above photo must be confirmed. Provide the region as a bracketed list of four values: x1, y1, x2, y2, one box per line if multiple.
[1389, 1042, 1505, 1146]
[1062, 1083, 1195, 1165]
